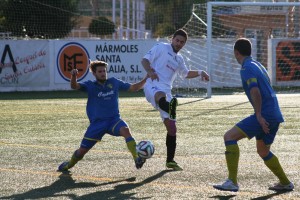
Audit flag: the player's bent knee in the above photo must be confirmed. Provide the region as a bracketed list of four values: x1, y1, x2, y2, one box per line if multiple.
[224, 132, 233, 141]
[119, 126, 131, 137]
[224, 127, 244, 142]
[257, 149, 269, 158]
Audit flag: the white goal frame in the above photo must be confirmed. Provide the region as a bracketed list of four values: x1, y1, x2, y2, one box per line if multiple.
[206, 2, 300, 98]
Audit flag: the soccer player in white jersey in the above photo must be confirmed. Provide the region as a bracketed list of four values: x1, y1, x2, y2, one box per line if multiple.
[141, 29, 209, 170]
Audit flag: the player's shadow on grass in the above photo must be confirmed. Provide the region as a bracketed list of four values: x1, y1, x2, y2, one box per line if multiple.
[0, 172, 131, 200]
[251, 190, 293, 200]
[210, 194, 236, 200]
[210, 190, 292, 200]
[178, 101, 249, 122]
[179, 97, 208, 106]
[77, 169, 173, 200]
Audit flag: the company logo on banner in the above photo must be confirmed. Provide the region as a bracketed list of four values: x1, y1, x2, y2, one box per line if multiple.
[276, 41, 300, 81]
[57, 42, 90, 81]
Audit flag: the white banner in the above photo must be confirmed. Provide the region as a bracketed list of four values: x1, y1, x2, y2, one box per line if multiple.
[54, 40, 158, 84]
[0, 38, 260, 92]
[0, 40, 50, 91]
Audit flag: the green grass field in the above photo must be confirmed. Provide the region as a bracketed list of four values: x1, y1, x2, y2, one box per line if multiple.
[0, 91, 299, 199]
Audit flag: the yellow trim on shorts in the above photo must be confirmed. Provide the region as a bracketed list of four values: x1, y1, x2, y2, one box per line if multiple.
[234, 125, 250, 139]
[83, 137, 101, 142]
[112, 119, 122, 133]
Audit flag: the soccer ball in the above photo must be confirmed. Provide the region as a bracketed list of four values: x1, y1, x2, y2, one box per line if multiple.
[136, 140, 155, 159]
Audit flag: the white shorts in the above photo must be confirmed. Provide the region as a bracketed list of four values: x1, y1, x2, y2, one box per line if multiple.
[143, 82, 172, 120]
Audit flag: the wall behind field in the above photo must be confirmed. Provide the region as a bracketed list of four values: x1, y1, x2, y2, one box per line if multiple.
[1, 39, 298, 92]
[0, 39, 211, 92]
[0, 40, 160, 92]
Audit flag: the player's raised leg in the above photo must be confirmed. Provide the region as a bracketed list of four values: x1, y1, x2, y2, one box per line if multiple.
[158, 96, 178, 120]
[169, 97, 178, 120]
[155, 90, 178, 121]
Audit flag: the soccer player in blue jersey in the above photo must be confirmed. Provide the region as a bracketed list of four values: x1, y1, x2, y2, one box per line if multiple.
[58, 60, 148, 172]
[213, 38, 294, 192]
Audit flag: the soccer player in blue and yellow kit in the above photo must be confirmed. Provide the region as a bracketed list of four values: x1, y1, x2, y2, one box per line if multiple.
[58, 60, 148, 171]
[213, 38, 294, 192]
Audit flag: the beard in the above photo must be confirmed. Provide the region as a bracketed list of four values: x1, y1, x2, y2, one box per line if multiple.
[97, 76, 106, 83]
[171, 44, 181, 53]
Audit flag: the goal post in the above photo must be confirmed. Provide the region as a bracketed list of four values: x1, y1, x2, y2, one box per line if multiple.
[184, 1, 300, 98]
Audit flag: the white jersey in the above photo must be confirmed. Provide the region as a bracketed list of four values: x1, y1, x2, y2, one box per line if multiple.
[143, 42, 189, 91]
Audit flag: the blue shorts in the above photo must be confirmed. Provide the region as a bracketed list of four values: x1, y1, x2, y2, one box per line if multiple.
[235, 115, 280, 145]
[80, 117, 128, 149]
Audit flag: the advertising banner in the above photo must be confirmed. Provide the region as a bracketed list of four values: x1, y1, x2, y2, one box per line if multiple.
[0, 40, 50, 91]
[54, 40, 158, 84]
[268, 39, 300, 86]
[275, 41, 300, 81]
[3, 38, 299, 92]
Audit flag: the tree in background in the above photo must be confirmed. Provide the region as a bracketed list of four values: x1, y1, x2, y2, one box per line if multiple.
[145, 0, 206, 37]
[0, 0, 242, 39]
[89, 16, 115, 37]
[0, 0, 6, 33]
[1, 0, 79, 39]
[145, 0, 241, 38]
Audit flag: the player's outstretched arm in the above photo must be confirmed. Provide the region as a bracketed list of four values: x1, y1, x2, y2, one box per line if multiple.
[128, 75, 148, 92]
[70, 69, 81, 90]
[186, 70, 209, 81]
[141, 58, 159, 81]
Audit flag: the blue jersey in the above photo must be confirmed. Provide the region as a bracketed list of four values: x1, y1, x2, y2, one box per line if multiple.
[240, 57, 284, 123]
[79, 77, 131, 122]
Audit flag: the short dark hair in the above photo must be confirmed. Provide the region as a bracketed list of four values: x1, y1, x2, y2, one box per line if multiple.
[173, 29, 188, 41]
[89, 60, 108, 73]
[234, 38, 252, 56]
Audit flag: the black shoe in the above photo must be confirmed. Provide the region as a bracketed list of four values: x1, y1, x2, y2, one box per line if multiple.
[135, 157, 146, 169]
[169, 98, 178, 120]
[58, 161, 69, 172]
[166, 160, 183, 171]
[269, 182, 294, 191]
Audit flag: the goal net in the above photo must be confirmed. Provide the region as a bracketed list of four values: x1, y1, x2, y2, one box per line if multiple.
[177, 2, 300, 98]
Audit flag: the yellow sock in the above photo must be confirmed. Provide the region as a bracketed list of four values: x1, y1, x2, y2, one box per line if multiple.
[263, 152, 290, 185]
[225, 141, 239, 185]
[126, 139, 138, 160]
[68, 150, 83, 169]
